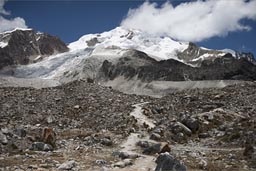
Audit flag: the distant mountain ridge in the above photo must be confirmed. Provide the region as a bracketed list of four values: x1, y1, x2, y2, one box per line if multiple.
[0, 28, 68, 69]
[0, 27, 255, 86]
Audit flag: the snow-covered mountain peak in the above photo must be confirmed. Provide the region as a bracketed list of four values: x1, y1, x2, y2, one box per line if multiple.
[0, 28, 33, 35]
[68, 27, 189, 61]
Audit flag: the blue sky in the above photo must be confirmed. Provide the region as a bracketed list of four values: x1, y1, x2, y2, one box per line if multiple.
[2, 0, 256, 55]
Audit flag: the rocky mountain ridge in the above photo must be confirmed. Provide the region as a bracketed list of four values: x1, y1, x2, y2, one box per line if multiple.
[0, 28, 68, 69]
[0, 27, 255, 96]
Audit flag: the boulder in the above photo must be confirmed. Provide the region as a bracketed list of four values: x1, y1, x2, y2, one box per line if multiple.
[198, 133, 210, 139]
[155, 152, 186, 171]
[42, 127, 56, 148]
[143, 143, 161, 155]
[113, 159, 133, 168]
[143, 142, 171, 155]
[58, 160, 76, 170]
[150, 133, 161, 141]
[29, 142, 53, 151]
[182, 118, 199, 133]
[171, 122, 192, 136]
[13, 128, 26, 137]
[100, 137, 113, 146]
[136, 141, 150, 148]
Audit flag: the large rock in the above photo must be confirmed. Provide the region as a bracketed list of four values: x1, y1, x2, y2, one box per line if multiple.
[58, 160, 76, 170]
[29, 142, 53, 151]
[143, 142, 171, 155]
[171, 122, 192, 136]
[113, 159, 133, 168]
[42, 127, 57, 148]
[155, 152, 186, 171]
[182, 118, 200, 133]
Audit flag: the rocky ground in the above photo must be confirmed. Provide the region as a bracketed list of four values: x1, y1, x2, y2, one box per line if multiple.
[0, 80, 256, 171]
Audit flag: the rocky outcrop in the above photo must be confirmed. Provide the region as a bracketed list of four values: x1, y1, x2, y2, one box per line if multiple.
[177, 42, 256, 67]
[99, 50, 256, 82]
[0, 29, 68, 69]
[177, 42, 223, 65]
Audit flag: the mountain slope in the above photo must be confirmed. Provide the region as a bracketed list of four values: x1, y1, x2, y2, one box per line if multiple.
[0, 27, 255, 95]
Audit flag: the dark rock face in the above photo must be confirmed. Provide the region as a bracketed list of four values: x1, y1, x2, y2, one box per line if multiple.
[177, 42, 223, 65]
[0, 29, 68, 69]
[177, 42, 256, 67]
[99, 50, 256, 82]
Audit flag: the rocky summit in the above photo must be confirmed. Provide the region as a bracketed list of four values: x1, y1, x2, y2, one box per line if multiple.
[0, 29, 68, 69]
[0, 27, 256, 171]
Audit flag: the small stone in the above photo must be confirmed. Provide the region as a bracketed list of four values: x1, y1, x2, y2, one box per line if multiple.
[118, 152, 139, 159]
[58, 160, 76, 170]
[1, 128, 9, 134]
[95, 160, 107, 166]
[243, 143, 254, 157]
[113, 159, 133, 168]
[150, 133, 161, 141]
[46, 115, 55, 124]
[100, 138, 113, 146]
[129, 128, 136, 133]
[199, 159, 207, 169]
[198, 133, 210, 139]
[119, 152, 130, 159]
[74, 105, 80, 109]
[30, 142, 53, 151]
[136, 141, 150, 148]
[159, 143, 171, 154]
[0, 131, 8, 145]
[28, 165, 38, 169]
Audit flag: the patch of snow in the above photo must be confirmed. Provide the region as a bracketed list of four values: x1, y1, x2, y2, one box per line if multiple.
[0, 28, 32, 35]
[0, 41, 8, 48]
[192, 52, 226, 62]
[90, 46, 127, 59]
[221, 49, 236, 57]
[34, 55, 42, 61]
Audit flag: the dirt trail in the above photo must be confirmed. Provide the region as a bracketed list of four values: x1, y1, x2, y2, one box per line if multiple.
[112, 102, 245, 171]
[130, 102, 155, 129]
[112, 102, 157, 171]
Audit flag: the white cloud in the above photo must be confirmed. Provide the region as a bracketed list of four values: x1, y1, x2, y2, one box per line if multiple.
[0, 16, 27, 32]
[121, 0, 256, 42]
[0, 0, 28, 32]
